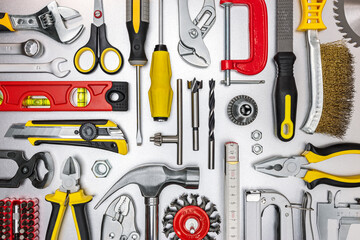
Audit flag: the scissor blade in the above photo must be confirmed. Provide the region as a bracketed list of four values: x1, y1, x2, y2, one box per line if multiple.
[93, 0, 104, 26]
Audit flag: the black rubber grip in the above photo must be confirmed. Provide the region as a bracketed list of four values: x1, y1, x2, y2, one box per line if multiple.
[31, 120, 109, 125]
[45, 202, 61, 240]
[73, 203, 91, 240]
[106, 82, 128, 111]
[98, 24, 124, 74]
[126, 20, 149, 66]
[274, 52, 297, 142]
[305, 143, 360, 156]
[307, 178, 360, 190]
[74, 24, 98, 74]
[33, 140, 119, 153]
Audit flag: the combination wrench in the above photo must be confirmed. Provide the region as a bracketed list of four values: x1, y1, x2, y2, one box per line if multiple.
[0, 58, 70, 78]
[0, 39, 44, 58]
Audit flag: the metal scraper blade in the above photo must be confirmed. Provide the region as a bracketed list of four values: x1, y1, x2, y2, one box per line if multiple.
[5, 124, 62, 138]
[334, 0, 360, 47]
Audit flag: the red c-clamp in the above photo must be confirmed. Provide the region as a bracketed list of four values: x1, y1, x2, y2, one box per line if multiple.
[220, 0, 268, 85]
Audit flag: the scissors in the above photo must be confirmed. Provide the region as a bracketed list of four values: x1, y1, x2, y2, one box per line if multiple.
[74, 0, 123, 74]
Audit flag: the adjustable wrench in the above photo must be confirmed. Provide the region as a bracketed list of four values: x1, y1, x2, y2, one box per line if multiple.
[0, 39, 44, 58]
[0, 58, 70, 78]
[0, 1, 84, 44]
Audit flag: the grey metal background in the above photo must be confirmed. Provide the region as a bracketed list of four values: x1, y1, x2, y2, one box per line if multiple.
[0, 0, 360, 239]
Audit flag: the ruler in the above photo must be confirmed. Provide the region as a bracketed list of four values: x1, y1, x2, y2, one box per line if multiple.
[225, 142, 240, 240]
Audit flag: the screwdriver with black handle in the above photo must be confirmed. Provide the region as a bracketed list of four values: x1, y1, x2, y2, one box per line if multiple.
[149, 0, 173, 122]
[274, 0, 297, 142]
[126, 0, 149, 145]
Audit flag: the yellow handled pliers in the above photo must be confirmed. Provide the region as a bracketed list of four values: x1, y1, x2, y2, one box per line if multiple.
[254, 143, 360, 189]
[74, 0, 123, 74]
[45, 157, 92, 240]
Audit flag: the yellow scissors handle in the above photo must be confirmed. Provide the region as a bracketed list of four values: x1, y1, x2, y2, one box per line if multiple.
[74, 24, 98, 74]
[74, 24, 123, 74]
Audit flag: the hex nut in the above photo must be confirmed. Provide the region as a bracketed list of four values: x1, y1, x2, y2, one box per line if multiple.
[252, 144, 263, 155]
[92, 160, 112, 178]
[251, 130, 262, 141]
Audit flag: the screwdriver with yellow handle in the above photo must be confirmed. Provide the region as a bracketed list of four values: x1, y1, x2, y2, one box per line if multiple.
[297, 0, 327, 134]
[126, 0, 149, 145]
[149, 0, 173, 122]
[255, 143, 360, 189]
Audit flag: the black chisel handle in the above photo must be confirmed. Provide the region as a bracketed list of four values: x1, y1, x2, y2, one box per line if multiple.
[274, 52, 297, 142]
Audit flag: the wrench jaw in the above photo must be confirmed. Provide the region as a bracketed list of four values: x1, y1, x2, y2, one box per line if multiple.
[178, 41, 211, 67]
[50, 58, 70, 78]
[10, 1, 84, 44]
[46, 1, 84, 44]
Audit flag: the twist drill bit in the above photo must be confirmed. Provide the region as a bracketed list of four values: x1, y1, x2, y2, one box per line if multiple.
[208, 79, 215, 169]
[187, 79, 203, 151]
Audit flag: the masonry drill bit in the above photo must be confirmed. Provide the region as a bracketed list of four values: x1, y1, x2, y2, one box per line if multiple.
[188, 79, 203, 151]
[208, 79, 215, 169]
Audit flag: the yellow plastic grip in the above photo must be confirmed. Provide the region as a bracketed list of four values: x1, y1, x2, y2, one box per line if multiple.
[280, 95, 294, 140]
[74, 47, 96, 73]
[100, 48, 123, 73]
[149, 50, 173, 119]
[69, 190, 93, 240]
[0, 13, 15, 31]
[297, 0, 327, 31]
[304, 149, 360, 163]
[27, 138, 128, 155]
[45, 190, 67, 240]
[303, 169, 360, 185]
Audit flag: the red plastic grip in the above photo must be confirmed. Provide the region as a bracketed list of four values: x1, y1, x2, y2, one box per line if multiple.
[0, 81, 125, 111]
[220, 0, 268, 75]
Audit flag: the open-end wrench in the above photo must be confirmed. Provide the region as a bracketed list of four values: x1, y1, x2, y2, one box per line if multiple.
[0, 39, 44, 58]
[0, 58, 70, 78]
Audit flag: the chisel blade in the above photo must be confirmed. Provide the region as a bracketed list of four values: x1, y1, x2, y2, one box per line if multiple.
[276, 0, 293, 52]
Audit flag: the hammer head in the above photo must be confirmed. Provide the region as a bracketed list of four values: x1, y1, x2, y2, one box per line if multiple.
[95, 164, 200, 209]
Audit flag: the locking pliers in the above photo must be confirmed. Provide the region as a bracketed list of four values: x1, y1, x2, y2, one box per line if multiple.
[101, 195, 140, 240]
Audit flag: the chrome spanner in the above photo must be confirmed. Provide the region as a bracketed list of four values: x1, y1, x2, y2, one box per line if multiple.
[0, 39, 44, 58]
[0, 58, 70, 78]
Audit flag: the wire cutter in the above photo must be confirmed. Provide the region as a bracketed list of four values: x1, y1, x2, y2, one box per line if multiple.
[74, 0, 123, 74]
[45, 157, 93, 240]
[254, 143, 360, 189]
[178, 0, 216, 67]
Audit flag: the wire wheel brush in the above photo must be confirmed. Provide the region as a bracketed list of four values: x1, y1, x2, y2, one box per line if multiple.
[162, 194, 221, 240]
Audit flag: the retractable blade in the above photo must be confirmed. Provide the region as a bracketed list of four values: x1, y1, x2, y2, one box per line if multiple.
[5, 120, 128, 154]
[274, 0, 297, 142]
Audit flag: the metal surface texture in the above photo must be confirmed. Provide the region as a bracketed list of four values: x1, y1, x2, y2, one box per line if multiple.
[334, 0, 360, 47]
[1, 0, 360, 239]
[301, 30, 324, 134]
[101, 195, 140, 240]
[276, 0, 293, 52]
[177, 0, 213, 67]
[245, 190, 294, 240]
